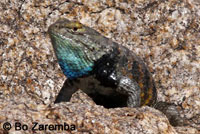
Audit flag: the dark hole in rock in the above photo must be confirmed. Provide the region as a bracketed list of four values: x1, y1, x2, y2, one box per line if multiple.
[55, 80, 128, 108]
[88, 93, 128, 108]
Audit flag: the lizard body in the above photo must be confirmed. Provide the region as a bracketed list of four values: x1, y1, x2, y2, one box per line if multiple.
[48, 18, 194, 127]
[48, 18, 157, 107]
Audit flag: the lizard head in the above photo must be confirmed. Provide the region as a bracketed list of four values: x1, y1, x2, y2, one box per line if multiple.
[48, 18, 114, 79]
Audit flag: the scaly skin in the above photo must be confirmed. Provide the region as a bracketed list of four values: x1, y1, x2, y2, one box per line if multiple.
[48, 18, 156, 107]
[48, 18, 192, 127]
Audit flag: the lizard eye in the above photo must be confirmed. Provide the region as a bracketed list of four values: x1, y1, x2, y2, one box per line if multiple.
[73, 27, 78, 31]
[65, 22, 85, 33]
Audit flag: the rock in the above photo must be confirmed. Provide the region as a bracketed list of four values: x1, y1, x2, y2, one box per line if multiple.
[0, 0, 199, 133]
[0, 90, 178, 134]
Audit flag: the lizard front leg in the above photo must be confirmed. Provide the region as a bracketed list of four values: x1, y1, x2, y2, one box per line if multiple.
[94, 56, 141, 108]
[116, 76, 141, 107]
[55, 79, 78, 103]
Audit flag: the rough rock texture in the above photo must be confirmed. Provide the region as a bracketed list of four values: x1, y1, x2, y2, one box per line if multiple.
[0, 90, 178, 134]
[0, 0, 199, 133]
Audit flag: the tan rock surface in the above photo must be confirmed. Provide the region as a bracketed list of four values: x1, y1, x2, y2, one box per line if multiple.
[0, 0, 199, 133]
[0, 90, 178, 134]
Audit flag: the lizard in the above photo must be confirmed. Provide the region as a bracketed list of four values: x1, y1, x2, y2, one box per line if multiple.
[48, 18, 192, 127]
